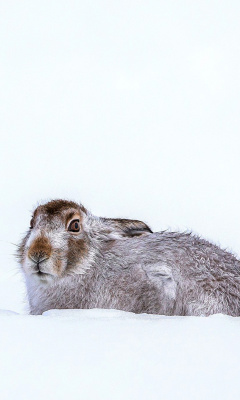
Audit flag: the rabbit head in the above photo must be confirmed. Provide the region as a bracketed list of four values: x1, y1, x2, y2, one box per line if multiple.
[17, 199, 152, 284]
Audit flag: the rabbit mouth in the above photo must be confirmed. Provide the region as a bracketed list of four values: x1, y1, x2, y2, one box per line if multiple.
[36, 270, 50, 276]
[30, 266, 53, 277]
[32, 270, 52, 279]
[31, 269, 55, 284]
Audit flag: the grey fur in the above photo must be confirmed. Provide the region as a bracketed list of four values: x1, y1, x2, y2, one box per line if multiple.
[17, 200, 240, 316]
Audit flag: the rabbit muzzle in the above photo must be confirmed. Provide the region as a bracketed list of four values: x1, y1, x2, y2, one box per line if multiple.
[24, 231, 68, 282]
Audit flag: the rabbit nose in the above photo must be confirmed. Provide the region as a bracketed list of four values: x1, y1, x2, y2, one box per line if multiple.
[28, 236, 52, 263]
[29, 251, 49, 264]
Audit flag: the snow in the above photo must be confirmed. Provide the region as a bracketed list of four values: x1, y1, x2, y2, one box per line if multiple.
[0, 309, 240, 400]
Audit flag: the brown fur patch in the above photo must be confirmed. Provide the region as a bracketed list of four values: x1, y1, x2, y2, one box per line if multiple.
[28, 236, 52, 260]
[42, 200, 79, 215]
[31, 200, 87, 227]
[54, 258, 63, 275]
[66, 237, 88, 268]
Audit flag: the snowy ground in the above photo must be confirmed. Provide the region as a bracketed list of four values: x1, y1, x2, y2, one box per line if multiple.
[1, 243, 240, 400]
[1, 306, 240, 400]
[1, 251, 240, 400]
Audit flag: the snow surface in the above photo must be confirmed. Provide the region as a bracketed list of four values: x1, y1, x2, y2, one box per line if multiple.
[1, 309, 240, 400]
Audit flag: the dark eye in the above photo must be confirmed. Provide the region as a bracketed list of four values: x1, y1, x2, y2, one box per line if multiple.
[30, 218, 34, 229]
[68, 219, 80, 232]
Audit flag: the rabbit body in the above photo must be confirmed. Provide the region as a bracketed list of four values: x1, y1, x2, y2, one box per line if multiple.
[18, 200, 240, 316]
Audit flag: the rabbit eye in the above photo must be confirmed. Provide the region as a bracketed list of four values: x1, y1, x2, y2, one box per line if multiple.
[68, 219, 80, 232]
[30, 218, 34, 229]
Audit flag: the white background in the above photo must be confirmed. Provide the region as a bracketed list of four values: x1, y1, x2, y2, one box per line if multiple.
[0, 1, 240, 311]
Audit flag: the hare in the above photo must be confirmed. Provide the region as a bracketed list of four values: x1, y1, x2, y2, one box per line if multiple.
[17, 199, 240, 316]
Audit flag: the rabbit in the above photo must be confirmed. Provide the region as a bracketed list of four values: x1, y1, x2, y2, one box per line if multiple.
[17, 199, 240, 316]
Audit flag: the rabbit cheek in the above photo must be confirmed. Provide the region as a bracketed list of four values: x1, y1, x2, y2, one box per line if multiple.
[17, 233, 30, 265]
[53, 258, 64, 276]
[66, 238, 88, 270]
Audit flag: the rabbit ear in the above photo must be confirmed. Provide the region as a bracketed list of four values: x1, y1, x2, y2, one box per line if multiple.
[102, 218, 152, 238]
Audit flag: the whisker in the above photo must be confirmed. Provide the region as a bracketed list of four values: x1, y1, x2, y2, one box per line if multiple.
[11, 243, 21, 248]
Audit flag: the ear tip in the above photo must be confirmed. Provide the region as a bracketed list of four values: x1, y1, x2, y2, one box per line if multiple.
[101, 217, 152, 238]
[126, 228, 152, 237]
[120, 220, 153, 237]
[135, 221, 153, 234]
